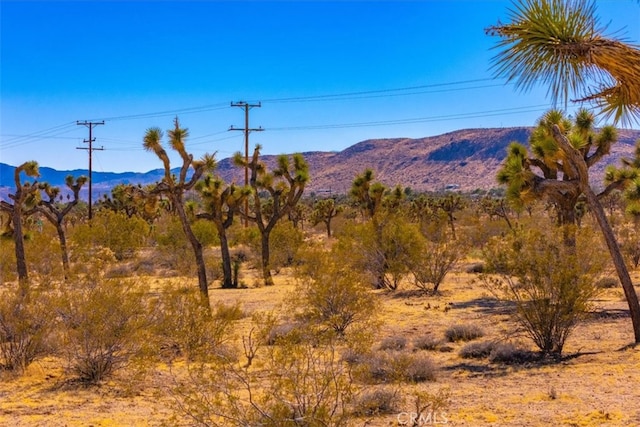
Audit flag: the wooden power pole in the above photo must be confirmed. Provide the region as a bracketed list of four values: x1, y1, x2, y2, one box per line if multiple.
[76, 120, 104, 222]
[230, 101, 263, 227]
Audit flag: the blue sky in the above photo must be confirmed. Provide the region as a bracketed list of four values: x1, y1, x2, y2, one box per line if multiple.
[1, 1, 639, 173]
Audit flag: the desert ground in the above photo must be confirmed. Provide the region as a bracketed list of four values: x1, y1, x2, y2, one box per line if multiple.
[1, 262, 639, 427]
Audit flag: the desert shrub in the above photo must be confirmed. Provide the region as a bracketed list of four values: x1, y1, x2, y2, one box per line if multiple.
[352, 387, 401, 416]
[378, 335, 407, 351]
[169, 330, 356, 427]
[459, 341, 495, 359]
[445, 324, 484, 342]
[152, 215, 196, 275]
[213, 301, 246, 322]
[409, 239, 461, 293]
[404, 387, 451, 427]
[55, 278, 150, 384]
[268, 221, 306, 272]
[0, 238, 17, 282]
[334, 213, 426, 291]
[413, 334, 442, 351]
[24, 222, 65, 279]
[618, 224, 640, 268]
[595, 277, 619, 289]
[0, 289, 53, 372]
[264, 321, 301, 346]
[488, 342, 536, 364]
[480, 227, 605, 356]
[465, 262, 485, 274]
[292, 247, 379, 336]
[152, 285, 237, 361]
[356, 351, 437, 384]
[70, 210, 149, 261]
[404, 353, 438, 382]
[190, 218, 219, 247]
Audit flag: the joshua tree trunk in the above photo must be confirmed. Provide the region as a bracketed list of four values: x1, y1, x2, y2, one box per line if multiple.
[175, 197, 208, 300]
[218, 227, 234, 288]
[260, 230, 274, 286]
[56, 223, 70, 276]
[553, 126, 640, 343]
[12, 207, 28, 287]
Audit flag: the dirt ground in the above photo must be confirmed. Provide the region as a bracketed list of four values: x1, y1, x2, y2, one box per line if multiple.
[1, 266, 639, 426]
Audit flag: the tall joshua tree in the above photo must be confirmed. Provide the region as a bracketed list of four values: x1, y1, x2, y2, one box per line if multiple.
[195, 174, 250, 288]
[143, 118, 215, 300]
[489, 0, 640, 342]
[234, 145, 309, 286]
[37, 175, 87, 278]
[497, 109, 623, 246]
[0, 161, 40, 289]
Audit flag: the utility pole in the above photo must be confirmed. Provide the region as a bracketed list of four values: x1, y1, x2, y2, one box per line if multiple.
[76, 120, 104, 222]
[230, 101, 263, 227]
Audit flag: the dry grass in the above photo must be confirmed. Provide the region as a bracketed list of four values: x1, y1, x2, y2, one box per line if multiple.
[1, 266, 640, 426]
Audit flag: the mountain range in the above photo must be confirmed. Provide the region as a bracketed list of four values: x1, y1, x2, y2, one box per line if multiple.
[2, 127, 640, 200]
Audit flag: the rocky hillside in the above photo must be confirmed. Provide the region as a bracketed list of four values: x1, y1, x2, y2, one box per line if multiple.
[216, 127, 640, 194]
[2, 127, 640, 198]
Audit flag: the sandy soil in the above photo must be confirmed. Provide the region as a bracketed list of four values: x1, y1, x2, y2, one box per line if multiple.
[1, 268, 639, 426]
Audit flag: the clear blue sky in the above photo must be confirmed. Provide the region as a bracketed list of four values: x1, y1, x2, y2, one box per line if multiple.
[1, 1, 639, 173]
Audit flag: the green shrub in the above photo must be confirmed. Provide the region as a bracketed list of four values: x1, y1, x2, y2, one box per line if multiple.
[409, 239, 460, 293]
[71, 210, 149, 261]
[292, 248, 378, 336]
[480, 227, 605, 356]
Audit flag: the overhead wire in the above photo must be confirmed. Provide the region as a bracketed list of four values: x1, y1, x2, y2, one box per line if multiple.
[0, 77, 539, 155]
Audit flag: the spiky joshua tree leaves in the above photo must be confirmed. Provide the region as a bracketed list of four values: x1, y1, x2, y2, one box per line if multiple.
[497, 109, 624, 245]
[487, 0, 640, 126]
[142, 118, 216, 302]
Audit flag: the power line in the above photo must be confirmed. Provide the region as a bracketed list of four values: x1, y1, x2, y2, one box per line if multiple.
[259, 78, 501, 103]
[268, 104, 553, 131]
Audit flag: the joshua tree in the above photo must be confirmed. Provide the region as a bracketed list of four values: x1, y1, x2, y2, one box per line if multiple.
[350, 168, 386, 219]
[195, 174, 250, 288]
[489, 0, 640, 342]
[37, 175, 87, 277]
[142, 118, 215, 300]
[0, 161, 40, 289]
[497, 109, 627, 245]
[311, 198, 342, 238]
[234, 145, 309, 286]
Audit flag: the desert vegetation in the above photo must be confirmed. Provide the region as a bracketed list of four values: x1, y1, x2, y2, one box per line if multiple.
[2, 0, 640, 425]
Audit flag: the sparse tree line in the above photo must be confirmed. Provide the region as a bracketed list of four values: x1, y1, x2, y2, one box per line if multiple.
[2, 0, 640, 423]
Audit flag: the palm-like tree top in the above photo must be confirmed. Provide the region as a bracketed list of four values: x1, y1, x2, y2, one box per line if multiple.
[487, 0, 640, 126]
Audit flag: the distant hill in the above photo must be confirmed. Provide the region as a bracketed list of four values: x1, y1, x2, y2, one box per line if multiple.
[2, 127, 640, 200]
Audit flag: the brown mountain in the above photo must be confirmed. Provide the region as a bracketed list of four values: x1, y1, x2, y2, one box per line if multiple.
[3, 127, 639, 200]
[215, 127, 640, 194]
